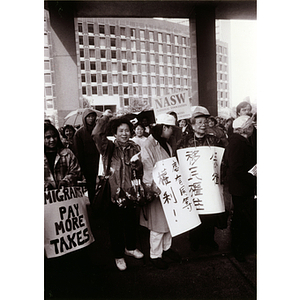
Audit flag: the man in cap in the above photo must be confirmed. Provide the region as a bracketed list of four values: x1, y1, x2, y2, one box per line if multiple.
[178, 106, 225, 252]
[140, 113, 182, 269]
[222, 115, 256, 261]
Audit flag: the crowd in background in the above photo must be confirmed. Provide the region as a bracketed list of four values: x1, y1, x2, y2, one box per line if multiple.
[44, 100, 257, 271]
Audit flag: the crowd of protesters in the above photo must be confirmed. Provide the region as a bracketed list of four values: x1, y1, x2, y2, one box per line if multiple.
[44, 101, 257, 271]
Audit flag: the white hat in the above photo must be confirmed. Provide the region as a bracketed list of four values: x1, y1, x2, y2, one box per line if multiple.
[233, 115, 252, 129]
[192, 106, 210, 118]
[155, 114, 176, 126]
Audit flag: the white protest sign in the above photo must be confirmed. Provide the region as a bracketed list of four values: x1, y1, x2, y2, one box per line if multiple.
[152, 157, 201, 237]
[153, 91, 191, 120]
[177, 146, 225, 215]
[44, 186, 95, 258]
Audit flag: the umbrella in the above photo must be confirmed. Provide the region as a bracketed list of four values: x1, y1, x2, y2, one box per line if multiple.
[64, 108, 102, 127]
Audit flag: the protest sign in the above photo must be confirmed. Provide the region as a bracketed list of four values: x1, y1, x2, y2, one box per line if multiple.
[153, 91, 191, 120]
[44, 186, 95, 258]
[152, 157, 201, 237]
[177, 146, 225, 215]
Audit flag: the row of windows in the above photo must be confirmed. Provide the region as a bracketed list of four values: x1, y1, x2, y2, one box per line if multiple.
[217, 73, 228, 81]
[217, 63, 228, 72]
[79, 36, 189, 55]
[78, 22, 188, 45]
[79, 48, 189, 64]
[218, 82, 228, 90]
[81, 74, 189, 86]
[82, 85, 189, 96]
[216, 45, 228, 55]
[217, 91, 229, 99]
[80, 61, 190, 75]
[217, 54, 228, 63]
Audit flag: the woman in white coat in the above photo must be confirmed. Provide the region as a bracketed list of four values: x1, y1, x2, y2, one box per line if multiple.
[140, 114, 181, 269]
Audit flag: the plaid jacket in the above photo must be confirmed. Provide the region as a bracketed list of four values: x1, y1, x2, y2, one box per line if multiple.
[44, 148, 81, 190]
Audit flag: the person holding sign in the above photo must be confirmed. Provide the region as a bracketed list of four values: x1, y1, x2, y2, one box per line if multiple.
[178, 106, 225, 252]
[44, 122, 81, 190]
[140, 113, 182, 270]
[222, 115, 256, 262]
[92, 115, 144, 271]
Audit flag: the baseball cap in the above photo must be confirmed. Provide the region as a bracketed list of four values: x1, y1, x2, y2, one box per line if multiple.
[155, 113, 176, 126]
[192, 106, 210, 118]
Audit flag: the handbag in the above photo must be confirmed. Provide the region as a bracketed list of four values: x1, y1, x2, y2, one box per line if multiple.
[91, 145, 114, 217]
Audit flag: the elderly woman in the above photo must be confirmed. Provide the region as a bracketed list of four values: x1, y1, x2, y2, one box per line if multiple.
[140, 113, 182, 270]
[92, 115, 144, 271]
[222, 115, 257, 262]
[44, 123, 81, 191]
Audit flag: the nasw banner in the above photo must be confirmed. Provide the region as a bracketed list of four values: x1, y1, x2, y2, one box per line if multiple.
[152, 157, 201, 237]
[177, 146, 225, 215]
[44, 186, 95, 258]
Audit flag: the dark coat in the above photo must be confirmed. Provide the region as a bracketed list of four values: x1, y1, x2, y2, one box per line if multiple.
[73, 108, 99, 181]
[223, 133, 256, 197]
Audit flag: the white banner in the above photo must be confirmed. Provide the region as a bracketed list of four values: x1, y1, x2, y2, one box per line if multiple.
[152, 157, 201, 237]
[44, 186, 95, 258]
[153, 91, 191, 120]
[177, 146, 225, 215]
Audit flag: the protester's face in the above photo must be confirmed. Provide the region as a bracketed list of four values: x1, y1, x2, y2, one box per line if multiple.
[65, 128, 74, 139]
[161, 125, 173, 140]
[208, 120, 215, 128]
[135, 125, 144, 138]
[115, 123, 131, 144]
[192, 116, 207, 136]
[142, 118, 148, 127]
[179, 120, 186, 127]
[44, 130, 58, 149]
[85, 113, 96, 126]
[244, 124, 254, 137]
[238, 105, 251, 116]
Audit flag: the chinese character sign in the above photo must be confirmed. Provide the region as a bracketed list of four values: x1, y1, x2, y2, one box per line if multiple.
[44, 186, 95, 258]
[152, 157, 201, 237]
[177, 146, 225, 215]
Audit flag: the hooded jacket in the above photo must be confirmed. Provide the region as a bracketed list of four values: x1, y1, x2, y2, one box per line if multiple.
[73, 108, 99, 180]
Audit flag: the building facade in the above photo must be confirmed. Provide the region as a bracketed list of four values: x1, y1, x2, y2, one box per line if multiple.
[44, 13, 230, 124]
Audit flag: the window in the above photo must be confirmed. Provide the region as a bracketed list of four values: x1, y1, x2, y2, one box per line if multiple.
[132, 75, 138, 83]
[176, 78, 180, 85]
[111, 38, 116, 47]
[101, 50, 106, 58]
[82, 86, 86, 94]
[123, 75, 128, 83]
[132, 64, 137, 72]
[183, 78, 187, 85]
[175, 46, 179, 54]
[79, 36, 83, 45]
[166, 34, 171, 43]
[78, 23, 82, 32]
[89, 37, 94, 46]
[131, 41, 136, 50]
[45, 86, 52, 96]
[168, 77, 172, 85]
[158, 33, 162, 42]
[175, 57, 179, 65]
[124, 98, 129, 106]
[159, 66, 164, 75]
[44, 48, 49, 57]
[141, 53, 146, 61]
[80, 61, 85, 70]
[150, 54, 155, 62]
[182, 47, 186, 55]
[81, 74, 85, 82]
[110, 26, 115, 35]
[99, 25, 105, 34]
[151, 76, 156, 84]
[90, 62, 96, 70]
[44, 34, 48, 46]
[182, 37, 186, 45]
[112, 74, 118, 83]
[91, 74, 97, 82]
[133, 86, 138, 94]
[121, 39, 126, 48]
[158, 44, 163, 53]
[150, 65, 155, 73]
[149, 31, 154, 41]
[88, 24, 94, 33]
[150, 43, 154, 52]
[142, 76, 147, 84]
[121, 51, 127, 60]
[141, 64, 147, 72]
[103, 86, 108, 94]
[140, 30, 145, 39]
[140, 42, 145, 51]
[142, 87, 147, 94]
[167, 56, 172, 64]
[44, 74, 51, 83]
[92, 86, 97, 95]
[167, 45, 171, 53]
[111, 50, 117, 59]
[89, 49, 95, 58]
[122, 63, 127, 71]
[100, 38, 106, 47]
[160, 77, 164, 84]
[152, 87, 156, 95]
[183, 58, 187, 65]
[183, 68, 187, 76]
[132, 52, 137, 60]
[101, 62, 106, 70]
[159, 55, 163, 63]
[80, 49, 84, 57]
[174, 35, 178, 44]
[102, 74, 107, 82]
[124, 87, 128, 94]
[131, 28, 135, 37]
[168, 66, 172, 75]
[120, 27, 126, 36]
[113, 86, 118, 94]
[112, 62, 118, 71]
